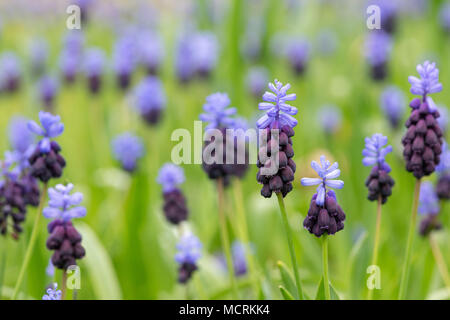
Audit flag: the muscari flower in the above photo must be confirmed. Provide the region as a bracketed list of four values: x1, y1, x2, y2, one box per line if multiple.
[418, 181, 442, 236]
[133, 76, 166, 125]
[402, 61, 444, 179]
[200, 93, 236, 130]
[316, 29, 338, 57]
[0, 52, 22, 92]
[175, 232, 202, 284]
[218, 241, 248, 277]
[175, 33, 196, 83]
[42, 283, 61, 300]
[59, 31, 84, 84]
[38, 75, 60, 109]
[111, 132, 144, 173]
[84, 48, 106, 94]
[27, 111, 66, 182]
[113, 37, 137, 90]
[436, 142, 450, 200]
[157, 163, 188, 225]
[372, 0, 399, 34]
[301, 156, 346, 237]
[246, 66, 269, 98]
[363, 134, 395, 204]
[286, 38, 310, 76]
[440, 2, 450, 33]
[138, 31, 164, 75]
[256, 80, 297, 198]
[381, 86, 406, 129]
[317, 104, 342, 135]
[29, 38, 48, 76]
[9, 116, 35, 156]
[437, 105, 448, 134]
[192, 32, 219, 78]
[44, 183, 86, 270]
[364, 31, 392, 81]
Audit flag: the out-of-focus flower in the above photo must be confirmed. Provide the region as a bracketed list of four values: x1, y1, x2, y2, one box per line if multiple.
[42, 283, 61, 300]
[29, 38, 48, 76]
[74, 0, 94, 22]
[138, 31, 164, 75]
[440, 2, 450, 33]
[316, 29, 338, 56]
[59, 31, 84, 83]
[111, 132, 144, 173]
[27, 111, 64, 154]
[133, 76, 166, 125]
[157, 163, 185, 193]
[371, 0, 399, 34]
[418, 181, 439, 215]
[192, 32, 218, 77]
[286, 38, 310, 75]
[43, 183, 86, 221]
[402, 61, 444, 179]
[437, 105, 448, 134]
[364, 31, 392, 80]
[175, 33, 195, 83]
[246, 66, 269, 98]
[380, 86, 406, 128]
[84, 48, 106, 94]
[317, 104, 342, 134]
[256, 79, 298, 129]
[175, 232, 202, 283]
[436, 142, 450, 200]
[199, 93, 236, 130]
[46, 258, 55, 277]
[0, 52, 22, 92]
[113, 37, 137, 90]
[9, 117, 34, 155]
[38, 75, 60, 109]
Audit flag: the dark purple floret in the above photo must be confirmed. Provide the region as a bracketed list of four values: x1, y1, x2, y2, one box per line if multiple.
[178, 262, 198, 284]
[419, 214, 442, 237]
[303, 191, 346, 237]
[436, 174, 450, 200]
[46, 219, 85, 270]
[0, 180, 27, 239]
[162, 189, 188, 225]
[28, 141, 66, 183]
[365, 166, 395, 204]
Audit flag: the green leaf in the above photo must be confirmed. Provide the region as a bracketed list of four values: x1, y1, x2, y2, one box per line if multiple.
[279, 285, 295, 300]
[77, 223, 122, 299]
[277, 260, 299, 299]
[315, 277, 340, 300]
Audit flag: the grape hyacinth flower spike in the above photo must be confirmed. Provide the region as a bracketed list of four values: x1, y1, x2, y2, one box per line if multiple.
[38, 75, 60, 110]
[27, 111, 66, 183]
[286, 38, 310, 76]
[418, 182, 442, 237]
[157, 163, 188, 225]
[44, 183, 86, 271]
[256, 79, 303, 299]
[435, 142, 450, 200]
[256, 79, 297, 199]
[175, 232, 202, 284]
[399, 61, 444, 299]
[0, 52, 22, 93]
[133, 76, 166, 126]
[363, 134, 395, 204]
[111, 133, 144, 173]
[301, 155, 346, 237]
[440, 2, 450, 34]
[364, 31, 392, 81]
[113, 37, 136, 90]
[84, 48, 105, 94]
[301, 155, 345, 300]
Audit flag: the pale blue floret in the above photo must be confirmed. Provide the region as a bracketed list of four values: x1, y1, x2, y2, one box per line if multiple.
[175, 232, 202, 265]
[42, 283, 61, 300]
[27, 111, 64, 154]
[43, 183, 87, 221]
[362, 133, 392, 172]
[408, 61, 442, 111]
[157, 163, 185, 193]
[301, 155, 344, 206]
[199, 92, 236, 129]
[418, 181, 440, 215]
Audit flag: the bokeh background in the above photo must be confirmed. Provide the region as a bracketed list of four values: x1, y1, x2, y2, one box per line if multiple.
[0, 0, 449, 300]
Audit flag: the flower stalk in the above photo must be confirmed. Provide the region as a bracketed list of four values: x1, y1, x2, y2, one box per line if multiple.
[322, 234, 331, 300]
[368, 196, 382, 300]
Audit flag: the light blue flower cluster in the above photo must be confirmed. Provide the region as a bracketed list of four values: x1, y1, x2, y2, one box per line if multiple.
[256, 79, 298, 129]
[301, 155, 344, 206]
[436, 142, 450, 174]
[175, 232, 202, 265]
[362, 133, 393, 172]
[157, 163, 185, 193]
[364, 31, 392, 66]
[134, 76, 166, 114]
[380, 86, 406, 127]
[111, 132, 145, 172]
[43, 183, 87, 221]
[199, 92, 237, 130]
[418, 181, 440, 215]
[27, 111, 64, 154]
[42, 283, 61, 300]
[408, 61, 442, 111]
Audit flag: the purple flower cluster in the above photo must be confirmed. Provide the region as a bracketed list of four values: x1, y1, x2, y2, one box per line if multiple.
[418, 182, 442, 237]
[436, 142, 450, 200]
[246, 67, 269, 98]
[0, 52, 22, 93]
[42, 283, 61, 300]
[27, 111, 66, 182]
[37, 75, 60, 110]
[111, 132, 144, 173]
[44, 183, 86, 270]
[402, 61, 444, 179]
[83, 48, 106, 94]
[175, 232, 202, 283]
[440, 2, 450, 33]
[286, 38, 310, 76]
[157, 163, 188, 225]
[381, 86, 406, 129]
[59, 31, 84, 83]
[364, 31, 392, 81]
[29, 39, 48, 76]
[137, 31, 164, 75]
[133, 76, 166, 125]
[363, 134, 395, 204]
[113, 37, 137, 90]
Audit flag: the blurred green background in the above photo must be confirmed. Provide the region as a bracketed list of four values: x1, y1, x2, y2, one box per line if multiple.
[0, 0, 449, 300]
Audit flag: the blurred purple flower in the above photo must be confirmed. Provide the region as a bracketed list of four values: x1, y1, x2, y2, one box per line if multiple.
[84, 48, 106, 78]
[380, 86, 406, 128]
[316, 30, 338, 56]
[246, 66, 269, 98]
[9, 116, 34, 155]
[318, 104, 342, 134]
[113, 36, 137, 89]
[157, 163, 185, 193]
[133, 76, 166, 124]
[175, 232, 202, 265]
[43, 183, 86, 221]
[111, 132, 144, 173]
[29, 38, 48, 76]
[437, 105, 448, 134]
[42, 283, 61, 300]
[38, 75, 59, 109]
[192, 32, 219, 77]
[138, 31, 164, 74]
[440, 2, 450, 32]
[0, 52, 22, 92]
[200, 93, 236, 130]
[256, 79, 298, 129]
[418, 181, 440, 215]
[286, 38, 310, 75]
[436, 142, 450, 174]
[364, 31, 392, 67]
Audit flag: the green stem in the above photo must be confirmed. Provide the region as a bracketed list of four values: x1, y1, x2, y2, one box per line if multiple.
[276, 193, 304, 300]
[11, 183, 48, 300]
[61, 271, 67, 300]
[429, 234, 450, 293]
[232, 179, 260, 298]
[368, 196, 382, 300]
[0, 239, 8, 299]
[398, 179, 421, 300]
[217, 178, 238, 299]
[322, 234, 331, 300]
